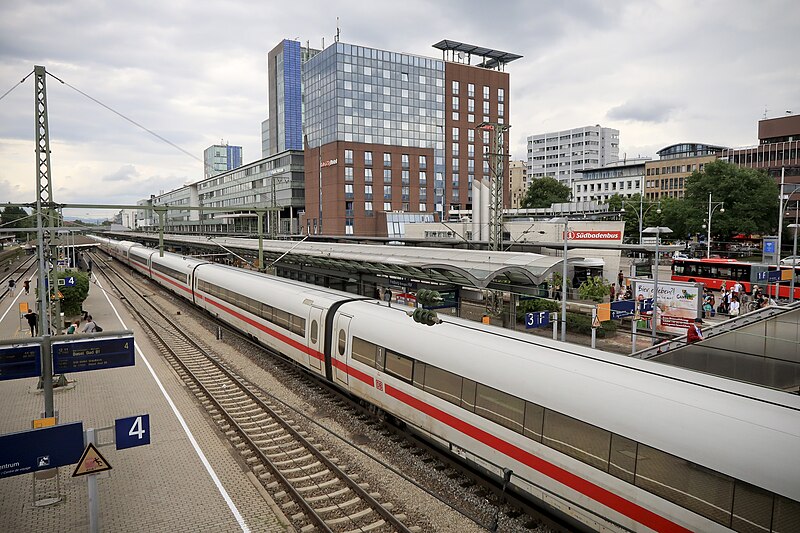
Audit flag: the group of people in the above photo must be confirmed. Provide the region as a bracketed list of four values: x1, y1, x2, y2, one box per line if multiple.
[609, 282, 633, 302]
[6, 278, 30, 296]
[21, 309, 99, 337]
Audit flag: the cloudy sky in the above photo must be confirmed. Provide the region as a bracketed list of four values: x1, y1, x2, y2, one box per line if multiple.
[1, 0, 797, 218]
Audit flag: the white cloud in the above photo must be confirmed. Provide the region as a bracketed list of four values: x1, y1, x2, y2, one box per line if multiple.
[1, 0, 798, 216]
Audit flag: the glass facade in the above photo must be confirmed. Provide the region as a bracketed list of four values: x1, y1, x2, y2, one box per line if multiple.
[304, 42, 447, 210]
[281, 40, 303, 151]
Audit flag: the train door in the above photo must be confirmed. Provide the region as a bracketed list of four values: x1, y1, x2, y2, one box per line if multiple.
[307, 306, 324, 374]
[332, 314, 351, 387]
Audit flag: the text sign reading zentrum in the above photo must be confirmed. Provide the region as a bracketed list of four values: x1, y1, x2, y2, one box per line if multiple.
[52, 335, 135, 374]
[564, 231, 623, 241]
[0, 422, 84, 478]
[0, 344, 42, 381]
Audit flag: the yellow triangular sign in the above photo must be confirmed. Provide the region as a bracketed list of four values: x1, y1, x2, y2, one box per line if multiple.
[72, 443, 112, 477]
[592, 316, 601, 328]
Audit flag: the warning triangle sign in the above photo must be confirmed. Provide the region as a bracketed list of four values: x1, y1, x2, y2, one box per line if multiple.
[592, 316, 601, 328]
[72, 443, 112, 477]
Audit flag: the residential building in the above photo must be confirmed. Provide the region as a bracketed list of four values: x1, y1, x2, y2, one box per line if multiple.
[302, 40, 517, 236]
[573, 158, 650, 203]
[644, 143, 725, 200]
[509, 160, 528, 208]
[204, 143, 243, 179]
[527, 125, 619, 187]
[262, 39, 320, 158]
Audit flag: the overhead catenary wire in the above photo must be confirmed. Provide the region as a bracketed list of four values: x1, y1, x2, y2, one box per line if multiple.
[45, 71, 207, 168]
[0, 69, 34, 103]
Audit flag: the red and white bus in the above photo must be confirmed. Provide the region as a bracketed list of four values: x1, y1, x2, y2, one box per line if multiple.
[671, 257, 800, 299]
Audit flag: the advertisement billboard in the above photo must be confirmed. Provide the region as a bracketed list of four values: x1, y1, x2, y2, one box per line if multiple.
[631, 279, 703, 335]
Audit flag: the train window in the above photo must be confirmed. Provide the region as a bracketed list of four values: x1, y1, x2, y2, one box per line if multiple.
[310, 321, 318, 344]
[773, 495, 800, 533]
[608, 434, 636, 483]
[412, 362, 426, 389]
[290, 316, 305, 336]
[475, 384, 524, 434]
[423, 366, 462, 406]
[522, 402, 544, 443]
[731, 481, 773, 533]
[338, 329, 346, 356]
[542, 410, 611, 471]
[635, 444, 734, 526]
[460, 379, 476, 412]
[384, 350, 413, 382]
[352, 337, 377, 367]
[274, 309, 290, 330]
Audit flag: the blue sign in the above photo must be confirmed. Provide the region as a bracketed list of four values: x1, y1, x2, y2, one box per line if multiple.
[0, 422, 84, 478]
[610, 300, 635, 319]
[64, 276, 76, 287]
[525, 311, 551, 329]
[757, 270, 782, 282]
[115, 414, 150, 450]
[764, 242, 775, 253]
[0, 344, 41, 381]
[52, 336, 135, 374]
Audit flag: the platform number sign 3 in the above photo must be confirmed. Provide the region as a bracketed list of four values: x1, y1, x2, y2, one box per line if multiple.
[115, 414, 151, 450]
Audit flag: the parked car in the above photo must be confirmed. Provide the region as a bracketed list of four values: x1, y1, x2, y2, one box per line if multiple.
[780, 255, 800, 265]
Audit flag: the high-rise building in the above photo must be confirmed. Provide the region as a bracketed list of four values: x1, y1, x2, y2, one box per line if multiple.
[301, 40, 517, 236]
[527, 125, 619, 187]
[203, 143, 242, 179]
[262, 39, 319, 158]
[720, 114, 800, 184]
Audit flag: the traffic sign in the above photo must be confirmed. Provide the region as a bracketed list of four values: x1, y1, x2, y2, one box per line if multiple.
[0, 343, 42, 381]
[72, 443, 112, 477]
[115, 415, 150, 450]
[0, 422, 84, 478]
[52, 335, 135, 374]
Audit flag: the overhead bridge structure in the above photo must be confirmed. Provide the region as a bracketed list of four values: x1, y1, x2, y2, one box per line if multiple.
[634, 302, 800, 394]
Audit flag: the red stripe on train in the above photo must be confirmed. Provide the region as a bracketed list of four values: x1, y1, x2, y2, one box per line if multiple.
[385, 384, 691, 533]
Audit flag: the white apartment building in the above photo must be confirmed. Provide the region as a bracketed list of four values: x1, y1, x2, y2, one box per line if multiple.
[572, 158, 650, 203]
[527, 125, 619, 187]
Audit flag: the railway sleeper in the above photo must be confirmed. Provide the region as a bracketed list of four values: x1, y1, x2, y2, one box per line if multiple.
[325, 507, 379, 525]
[290, 477, 342, 493]
[273, 453, 315, 466]
[281, 461, 325, 475]
[304, 487, 352, 503]
[313, 496, 363, 513]
[259, 441, 306, 454]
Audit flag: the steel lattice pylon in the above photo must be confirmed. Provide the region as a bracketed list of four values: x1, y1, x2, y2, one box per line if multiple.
[480, 122, 510, 252]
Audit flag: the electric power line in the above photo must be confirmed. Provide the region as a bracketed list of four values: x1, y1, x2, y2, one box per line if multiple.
[0, 70, 34, 103]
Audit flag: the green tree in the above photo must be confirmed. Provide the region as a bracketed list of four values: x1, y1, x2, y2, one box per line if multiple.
[521, 177, 572, 208]
[683, 161, 778, 240]
[56, 270, 91, 316]
[578, 276, 610, 302]
[1, 206, 34, 243]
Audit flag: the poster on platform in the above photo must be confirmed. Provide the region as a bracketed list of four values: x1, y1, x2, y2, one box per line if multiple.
[631, 279, 703, 336]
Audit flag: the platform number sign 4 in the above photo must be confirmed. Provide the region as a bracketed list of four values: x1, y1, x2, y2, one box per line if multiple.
[64, 276, 76, 287]
[115, 414, 150, 450]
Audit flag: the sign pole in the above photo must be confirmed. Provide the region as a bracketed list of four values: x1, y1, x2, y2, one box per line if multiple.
[552, 313, 557, 340]
[86, 428, 100, 533]
[631, 315, 638, 354]
[591, 308, 597, 349]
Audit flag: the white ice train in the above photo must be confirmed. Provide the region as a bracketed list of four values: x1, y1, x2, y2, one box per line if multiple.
[95, 236, 800, 533]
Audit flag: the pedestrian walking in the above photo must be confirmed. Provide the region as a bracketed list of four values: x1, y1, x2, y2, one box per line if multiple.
[81, 315, 97, 333]
[687, 317, 704, 343]
[609, 283, 616, 302]
[24, 309, 39, 337]
[23, 279, 30, 294]
[617, 270, 624, 289]
[7, 278, 16, 296]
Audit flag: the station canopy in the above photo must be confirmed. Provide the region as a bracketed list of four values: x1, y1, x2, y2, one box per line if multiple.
[116, 233, 575, 292]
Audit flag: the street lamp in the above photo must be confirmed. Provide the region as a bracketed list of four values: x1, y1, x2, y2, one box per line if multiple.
[705, 193, 725, 258]
[789, 205, 799, 302]
[547, 216, 569, 342]
[642, 226, 672, 345]
[620, 196, 661, 246]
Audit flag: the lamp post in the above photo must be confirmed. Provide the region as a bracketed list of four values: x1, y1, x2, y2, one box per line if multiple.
[789, 205, 799, 302]
[620, 196, 661, 246]
[704, 193, 725, 258]
[548, 216, 569, 342]
[643, 226, 672, 345]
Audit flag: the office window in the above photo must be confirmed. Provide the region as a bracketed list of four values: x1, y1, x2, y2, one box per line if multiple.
[419, 203, 426, 211]
[452, 96, 459, 110]
[419, 155, 427, 168]
[345, 167, 353, 181]
[384, 153, 391, 167]
[483, 131, 490, 144]
[498, 88, 505, 102]
[452, 127, 459, 141]
[344, 149, 353, 164]
[364, 201, 373, 213]
[468, 99, 475, 112]
[468, 129, 474, 142]
[383, 202, 392, 211]
[468, 114, 474, 123]
[452, 158, 460, 170]
[384, 169, 392, 182]
[364, 168, 373, 182]
[344, 184, 353, 194]
[402, 154, 410, 168]
[483, 85, 489, 100]
[483, 101, 489, 115]
[419, 171, 427, 185]
[383, 185, 392, 198]
[365, 151, 373, 166]
[452, 143, 459, 156]
[452, 80, 459, 95]
[498, 103, 504, 117]
[452, 112, 459, 121]
[468, 83, 475, 97]
[365, 184, 373, 195]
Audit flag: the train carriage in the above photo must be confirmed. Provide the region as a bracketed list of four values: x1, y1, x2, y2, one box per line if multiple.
[89, 236, 800, 533]
[147, 252, 207, 297]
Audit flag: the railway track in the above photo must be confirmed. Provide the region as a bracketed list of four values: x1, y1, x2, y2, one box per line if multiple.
[94, 253, 418, 533]
[1, 254, 37, 301]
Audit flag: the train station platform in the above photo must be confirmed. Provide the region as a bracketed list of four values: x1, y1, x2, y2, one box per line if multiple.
[0, 270, 287, 532]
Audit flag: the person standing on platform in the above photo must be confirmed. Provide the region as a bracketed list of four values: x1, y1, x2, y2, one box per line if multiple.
[687, 317, 704, 343]
[729, 296, 740, 316]
[617, 270, 624, 289]
[24, 309, 38, 337]
[7, 278, 16, 296]
[23, 279, 30, 294]
[609, 283, 616, 302]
